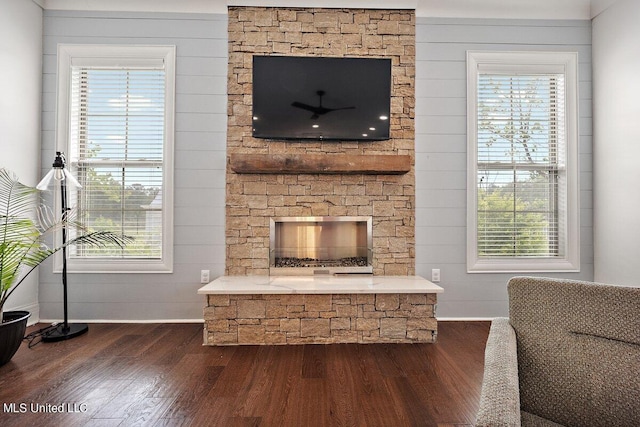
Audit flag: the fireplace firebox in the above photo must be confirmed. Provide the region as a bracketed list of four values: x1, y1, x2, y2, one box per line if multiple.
[270, 216, 373, 275]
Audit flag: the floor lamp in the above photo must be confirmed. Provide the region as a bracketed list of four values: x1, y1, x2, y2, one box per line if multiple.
[37, 152, 89, 342]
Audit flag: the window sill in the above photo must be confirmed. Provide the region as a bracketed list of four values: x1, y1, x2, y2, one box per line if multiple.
[468, 258, 580, 273]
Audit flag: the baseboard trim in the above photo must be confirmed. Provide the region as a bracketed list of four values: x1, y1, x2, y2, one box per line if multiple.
[36, 317, 493, 324]
[38, 318, 205, 324]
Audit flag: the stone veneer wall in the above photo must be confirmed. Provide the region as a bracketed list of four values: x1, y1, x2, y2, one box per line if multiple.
[226, 7, 416, 275]
[204, 293, 437, 345]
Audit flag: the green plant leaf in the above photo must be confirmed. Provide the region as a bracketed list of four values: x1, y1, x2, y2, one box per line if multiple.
[0, 168, 133, 315]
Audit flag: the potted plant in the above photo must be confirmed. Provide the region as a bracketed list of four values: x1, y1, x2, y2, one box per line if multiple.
[0, 168, 129, 366]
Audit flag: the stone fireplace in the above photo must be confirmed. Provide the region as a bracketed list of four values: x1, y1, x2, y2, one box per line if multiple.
[201, 6, 439, 346]
[226, 7, 416, 276]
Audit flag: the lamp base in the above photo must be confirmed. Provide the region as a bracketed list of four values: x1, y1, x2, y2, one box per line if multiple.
[41, 323, 89, 342]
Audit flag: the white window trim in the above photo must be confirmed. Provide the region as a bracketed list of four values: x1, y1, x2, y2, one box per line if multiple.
[466, 51, 580, 273]
[54, 44, 175, 273]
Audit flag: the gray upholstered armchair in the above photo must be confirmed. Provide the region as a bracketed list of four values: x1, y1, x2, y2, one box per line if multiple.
[475, 277, 640, 427]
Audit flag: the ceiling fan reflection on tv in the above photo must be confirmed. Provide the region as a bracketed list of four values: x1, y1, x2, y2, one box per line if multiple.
[291, 90, 355, 120]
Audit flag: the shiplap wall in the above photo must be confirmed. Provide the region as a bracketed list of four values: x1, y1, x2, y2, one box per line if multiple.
[415, 18, 594, 318]
[39, 11, 228, 321]
[39, 11, 595, 321]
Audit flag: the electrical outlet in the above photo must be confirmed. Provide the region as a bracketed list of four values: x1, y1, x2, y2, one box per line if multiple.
[200, 269, 210, 284]
[431, 268, 441, 283]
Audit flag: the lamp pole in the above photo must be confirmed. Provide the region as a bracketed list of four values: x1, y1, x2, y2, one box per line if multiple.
[38, 152, 88, 342]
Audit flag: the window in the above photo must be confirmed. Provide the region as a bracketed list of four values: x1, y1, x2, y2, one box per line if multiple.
[466, 51, 579, 272]
[56, 45, 175, 272]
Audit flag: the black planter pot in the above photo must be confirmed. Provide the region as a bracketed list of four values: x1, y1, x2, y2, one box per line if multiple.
[0, 311, 30, 367]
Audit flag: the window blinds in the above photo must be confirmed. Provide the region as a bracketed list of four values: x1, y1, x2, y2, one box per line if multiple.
[476, 73, 565, 258]
[68, 67, 166, 259]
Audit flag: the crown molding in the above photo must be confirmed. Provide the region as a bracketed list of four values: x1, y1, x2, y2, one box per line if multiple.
[34, 0, 614, 20]
[417, 0, 591, 20]
[34, 0, 416, 13]
[34, 0, 227, 14]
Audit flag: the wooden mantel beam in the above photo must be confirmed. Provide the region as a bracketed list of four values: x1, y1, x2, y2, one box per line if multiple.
[229, 153, 412, 175]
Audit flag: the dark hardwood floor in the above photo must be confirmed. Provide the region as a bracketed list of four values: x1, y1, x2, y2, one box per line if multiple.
[0, 321, 490, 427]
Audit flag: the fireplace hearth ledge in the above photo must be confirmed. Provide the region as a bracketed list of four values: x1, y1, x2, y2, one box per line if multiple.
[198, 275, 442, 295]
[199, 276, 442, 346]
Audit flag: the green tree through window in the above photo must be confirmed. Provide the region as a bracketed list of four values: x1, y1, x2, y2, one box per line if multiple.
[70, 68, 165, 259]
[56, 44, 175, 272]
[476, 74, 561, 258]
[466, 51, 579, 272]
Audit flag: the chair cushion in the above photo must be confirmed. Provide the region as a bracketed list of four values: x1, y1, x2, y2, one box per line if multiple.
[521, 411, 564, 427]
[508, 277, 640, 427]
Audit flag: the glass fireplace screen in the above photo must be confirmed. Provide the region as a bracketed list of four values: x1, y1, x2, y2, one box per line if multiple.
[269, 216, 373, 275]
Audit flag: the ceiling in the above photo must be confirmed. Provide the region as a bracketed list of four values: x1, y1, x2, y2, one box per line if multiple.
[33, 0, 618, 19]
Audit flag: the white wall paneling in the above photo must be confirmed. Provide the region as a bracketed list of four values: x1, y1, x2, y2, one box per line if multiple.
[415, 18, 594, 317]
[35, 9, 601, 320]
[39, 10, 227, 321]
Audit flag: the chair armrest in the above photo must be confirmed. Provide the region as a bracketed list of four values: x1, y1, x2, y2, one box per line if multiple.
[475, 317, 521, 427]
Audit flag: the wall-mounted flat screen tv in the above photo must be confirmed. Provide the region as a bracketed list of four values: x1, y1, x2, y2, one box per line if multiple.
[252, 55, 391, 141]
